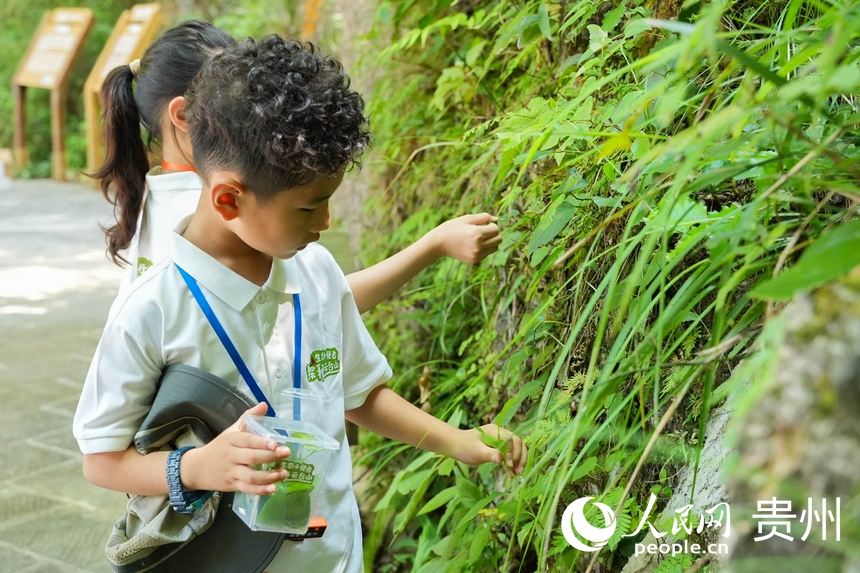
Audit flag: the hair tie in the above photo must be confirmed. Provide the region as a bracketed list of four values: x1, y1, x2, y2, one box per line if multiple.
[129, 59, 141, 77]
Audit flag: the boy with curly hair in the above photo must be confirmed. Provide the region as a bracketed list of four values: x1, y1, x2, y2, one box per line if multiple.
[74, 36, 526, 572]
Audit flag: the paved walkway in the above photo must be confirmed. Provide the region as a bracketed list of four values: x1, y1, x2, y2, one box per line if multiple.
[0, 180, 126, 572]
[0, 179, 360, 573]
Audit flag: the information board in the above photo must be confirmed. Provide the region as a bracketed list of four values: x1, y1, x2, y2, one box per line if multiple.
[13, 8, 93, 90]
[12, 8, 94, 180]
[83, 3, 162, 173]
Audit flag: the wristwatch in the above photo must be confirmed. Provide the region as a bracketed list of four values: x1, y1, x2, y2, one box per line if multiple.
[166, 446, 212, 514]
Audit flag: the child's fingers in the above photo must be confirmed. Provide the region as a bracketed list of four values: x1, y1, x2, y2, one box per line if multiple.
[484, 445, 503, 464]
[518, 442, 528, 473]
[471, 240, 503, 263]
[231, 403, 269, 433]
[508, 438, 526, 474]
[245, 402, 270, 416]
[502, 436, 516, 471]
[478, 223, 500, 238]
[478, 239, 503, 257]
[243, 466, 289, 486]
[483, 233, 503, 247]
[235, 468, 288, 496]
[229, 430, 283, 453]
[240, 484, 280, 496]
[236, 445, 291, 466]
[463, 212, 496, 225]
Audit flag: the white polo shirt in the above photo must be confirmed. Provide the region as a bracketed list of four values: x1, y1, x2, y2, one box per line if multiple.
[74, 218, 391, 573]
[122, 168, 202, 288]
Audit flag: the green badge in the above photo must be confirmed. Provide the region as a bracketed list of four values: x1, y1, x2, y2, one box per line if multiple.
[136, 257, 153, 277]
[306, 347, 341, 382]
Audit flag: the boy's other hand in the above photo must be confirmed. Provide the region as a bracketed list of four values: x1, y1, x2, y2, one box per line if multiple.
[450, 424, 527, 475]
[181, 402, 292, 495]
[430, 213, 502, 264]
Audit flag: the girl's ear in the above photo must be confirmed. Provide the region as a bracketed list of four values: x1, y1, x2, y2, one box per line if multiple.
[167, 96, 189, 133]
[209, 173, 245, 222]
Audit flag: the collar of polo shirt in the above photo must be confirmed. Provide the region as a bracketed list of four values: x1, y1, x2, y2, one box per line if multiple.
[146, 166, 202, 194]
[168, 215, 301, 311]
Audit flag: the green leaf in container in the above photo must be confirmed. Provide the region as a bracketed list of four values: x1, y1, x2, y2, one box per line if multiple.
[257, 486, 312, 529]
[751, 220, 860, 300]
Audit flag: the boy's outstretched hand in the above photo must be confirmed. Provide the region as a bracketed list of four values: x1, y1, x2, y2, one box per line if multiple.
[346, 387, 527, 476]
[182, 402, 292, 495]
[450, 424, 527, 475]
[429, 213, 502, 264]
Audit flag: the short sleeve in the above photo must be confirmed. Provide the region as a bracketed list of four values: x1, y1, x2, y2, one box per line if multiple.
[73, 320, 163, 454]
[339, 286, 392, 410]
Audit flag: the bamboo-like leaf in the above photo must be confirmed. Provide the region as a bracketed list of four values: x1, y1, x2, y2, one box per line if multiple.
[418, 486, 458, 516]
[751, 220, 860, 300]
[537, 3, 552, 40]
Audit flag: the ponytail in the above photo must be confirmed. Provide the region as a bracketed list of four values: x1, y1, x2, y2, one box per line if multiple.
[89, 64, 150, 265]
[87, 21, 236, 266]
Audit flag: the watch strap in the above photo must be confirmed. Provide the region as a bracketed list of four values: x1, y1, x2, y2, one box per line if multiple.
[166, 446, 211, 514]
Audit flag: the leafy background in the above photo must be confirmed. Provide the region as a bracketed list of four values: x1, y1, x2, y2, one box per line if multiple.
[355, 1, 860, 571]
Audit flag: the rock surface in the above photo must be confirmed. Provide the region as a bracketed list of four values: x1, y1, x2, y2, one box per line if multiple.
[726, 276, 860, 572]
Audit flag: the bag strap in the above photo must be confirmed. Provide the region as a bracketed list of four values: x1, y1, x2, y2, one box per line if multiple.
[291, 293, 302, 420]
[177, 264, 304, 418]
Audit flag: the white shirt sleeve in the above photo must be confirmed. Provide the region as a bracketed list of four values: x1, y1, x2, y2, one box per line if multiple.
[73, 320, 164, 454]
[339, 284, 392, 411]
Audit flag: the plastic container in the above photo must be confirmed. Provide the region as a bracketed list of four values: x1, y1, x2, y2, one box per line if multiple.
[233, 415, 340, 534]
[277, 387, 323, 423]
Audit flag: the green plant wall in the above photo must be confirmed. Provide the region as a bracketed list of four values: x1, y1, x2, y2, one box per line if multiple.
[358, 1, 860, 571]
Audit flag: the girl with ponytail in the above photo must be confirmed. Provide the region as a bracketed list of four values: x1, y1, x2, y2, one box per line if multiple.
[93, 21, 503, 312]
[92, 20, 234, 285]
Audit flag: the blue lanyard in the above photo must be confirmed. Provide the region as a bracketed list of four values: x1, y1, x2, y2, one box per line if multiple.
[176, 264, 302, 420]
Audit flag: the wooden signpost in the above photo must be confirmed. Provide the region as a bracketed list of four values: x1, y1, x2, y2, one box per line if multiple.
[83, 3, 162, 174]
[12, 7, 93, 181]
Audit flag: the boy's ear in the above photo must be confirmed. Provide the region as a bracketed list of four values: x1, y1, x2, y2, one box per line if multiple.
[209, 173, 246, 222]
[167, 96, 188, 133]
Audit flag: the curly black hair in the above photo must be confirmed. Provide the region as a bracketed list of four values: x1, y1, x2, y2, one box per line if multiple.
[184, 35, 371, 199]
